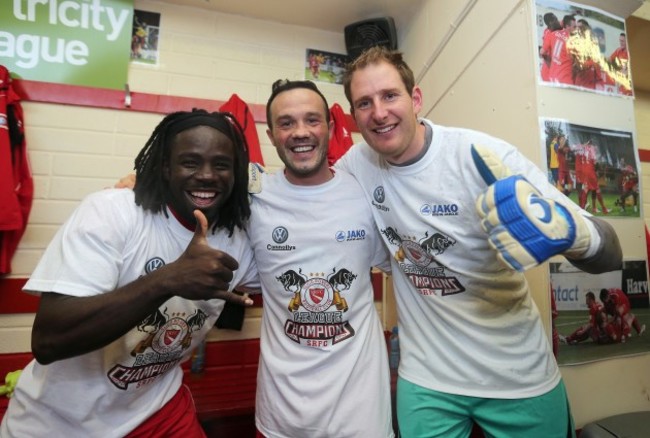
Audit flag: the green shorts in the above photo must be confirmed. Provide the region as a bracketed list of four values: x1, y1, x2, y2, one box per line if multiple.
[396, 377, 575, 438]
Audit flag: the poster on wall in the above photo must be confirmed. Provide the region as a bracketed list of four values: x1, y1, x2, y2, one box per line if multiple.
[130, 10, 160, 65]
[305, 49, 349, 84]
[540, 118, 639, 218]
[0, 0, 134, 90]
[622, 260, 650, 309]
[551, 260, 649, 366]
[534, 0, 632, 97]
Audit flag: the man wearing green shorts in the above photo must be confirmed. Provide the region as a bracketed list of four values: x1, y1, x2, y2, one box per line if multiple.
[336, 46, 621, 437]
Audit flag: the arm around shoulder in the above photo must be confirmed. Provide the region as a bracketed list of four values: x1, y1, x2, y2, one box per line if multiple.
[566, 216, 622, 274]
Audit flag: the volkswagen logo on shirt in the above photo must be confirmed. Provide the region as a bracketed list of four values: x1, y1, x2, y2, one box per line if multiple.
[269, 227, 295, 251]
[272, 226, 289, 244]
[145, 257, 165, 274]
[372, 186, 390, 212]
[373, 186, 385, 203]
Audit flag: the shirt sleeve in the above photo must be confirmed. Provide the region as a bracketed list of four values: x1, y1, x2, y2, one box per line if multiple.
[24, 191, 134, 297]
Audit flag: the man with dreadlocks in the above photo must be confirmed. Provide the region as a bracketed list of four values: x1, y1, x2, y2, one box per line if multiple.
[1, 109, 258, 438]
[113, 84, 395, 437]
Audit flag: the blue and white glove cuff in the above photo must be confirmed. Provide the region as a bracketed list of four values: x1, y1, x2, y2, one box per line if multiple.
[567, 213, 600, 259]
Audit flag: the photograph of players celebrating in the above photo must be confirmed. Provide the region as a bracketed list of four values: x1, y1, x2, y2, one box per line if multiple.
[551, 261, 650, 365]
[535, 0, 633, 97]
[541, 118, 639, 218]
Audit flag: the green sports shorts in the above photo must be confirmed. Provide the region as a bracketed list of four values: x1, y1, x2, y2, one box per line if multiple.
[396, 377, 575, 438]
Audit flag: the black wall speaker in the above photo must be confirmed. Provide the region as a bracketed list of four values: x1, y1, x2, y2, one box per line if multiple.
[344, 17, 398, 60]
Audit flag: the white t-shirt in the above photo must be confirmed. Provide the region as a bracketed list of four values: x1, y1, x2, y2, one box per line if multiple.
[249, 170, 394, 438]
[336, 119, 588, 399]
[0, 189, 257, 438]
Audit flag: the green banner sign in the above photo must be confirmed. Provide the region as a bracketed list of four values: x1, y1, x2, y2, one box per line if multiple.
[0, 0, 134, 90]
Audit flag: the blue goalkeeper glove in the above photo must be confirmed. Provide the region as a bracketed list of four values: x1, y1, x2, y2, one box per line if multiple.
[471, 144, 591, 272]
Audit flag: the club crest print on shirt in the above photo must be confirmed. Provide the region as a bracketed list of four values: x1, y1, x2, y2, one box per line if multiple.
[382, 226, 465, 297]
[107, 257, 206, 390]
[276, 267, 357, 347]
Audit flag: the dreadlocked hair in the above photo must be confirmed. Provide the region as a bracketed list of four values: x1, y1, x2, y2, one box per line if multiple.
[133, 108, 251, 237]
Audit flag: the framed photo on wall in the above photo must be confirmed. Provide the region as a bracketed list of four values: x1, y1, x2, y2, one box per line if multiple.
[534, 0, 632, 97]
[131, 10, 161, 65]
[305, 49, 349, 84]
[540, 118, 640, 218]
[551, 260, 649, 366]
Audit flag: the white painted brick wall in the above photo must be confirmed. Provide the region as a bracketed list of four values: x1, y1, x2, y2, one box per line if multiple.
[0, 0, 361, 350]
[9, 1, 350, 277]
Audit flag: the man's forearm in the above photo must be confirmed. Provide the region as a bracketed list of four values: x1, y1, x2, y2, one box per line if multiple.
[566, 216, 622, 274]
[31, 271, 173, 365]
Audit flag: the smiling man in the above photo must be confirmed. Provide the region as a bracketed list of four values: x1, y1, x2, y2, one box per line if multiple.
[0, 110, 258, 438]
[108, 84, 395, 437]
[336, 46, 622, 438]
[250, 80, 394, 438]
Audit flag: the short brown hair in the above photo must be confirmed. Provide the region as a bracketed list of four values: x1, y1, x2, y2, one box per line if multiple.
[266, 79, 330, 130]
[343, 46, 416, 105]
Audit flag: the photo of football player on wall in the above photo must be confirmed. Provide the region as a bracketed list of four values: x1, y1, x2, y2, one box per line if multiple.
[540, 118, 639, 218]
[535, 0, 632, 97]
[305, 49, 349, 84]
[551, 260, 649, 365]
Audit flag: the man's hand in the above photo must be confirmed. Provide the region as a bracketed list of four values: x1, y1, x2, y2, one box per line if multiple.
[248, 162, 264, 194]
[471, 144, 591, 272]
[166, 210, 252, 306]
[114, 173, 135, 189]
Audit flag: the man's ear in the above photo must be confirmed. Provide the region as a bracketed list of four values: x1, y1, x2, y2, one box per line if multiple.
[266, 128, 276, 147]
[411, 85, 423, 115]
[350, 107, 356, 123]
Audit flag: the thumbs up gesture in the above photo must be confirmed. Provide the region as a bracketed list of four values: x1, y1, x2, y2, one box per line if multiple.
[167, 210, 252, 306]
[471, 144, 591, 272]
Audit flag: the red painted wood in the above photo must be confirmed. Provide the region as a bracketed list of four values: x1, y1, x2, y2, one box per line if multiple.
[0, 273, 383, 314]
[0, 277, 267, 314]
[0, 352, 33, 420]
[14, 79, 235, 116]
[0, 279, 37, 314]
[372, 270, 384, 302]
[12, 79, 358, 132]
